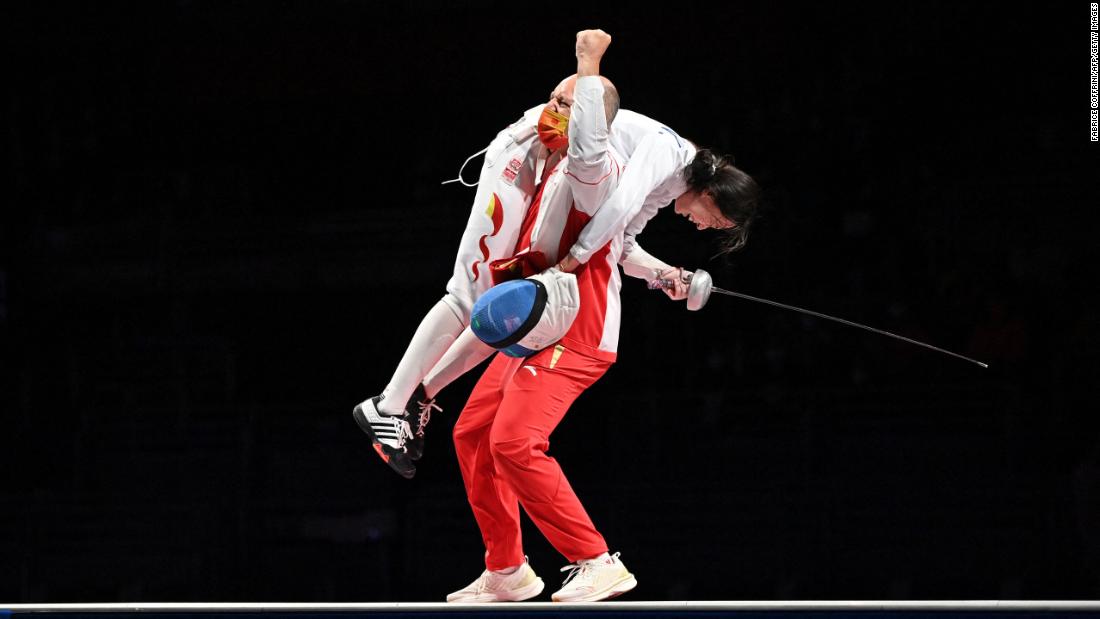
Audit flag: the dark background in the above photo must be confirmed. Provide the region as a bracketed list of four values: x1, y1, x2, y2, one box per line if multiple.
[3, 0, 1099, 603]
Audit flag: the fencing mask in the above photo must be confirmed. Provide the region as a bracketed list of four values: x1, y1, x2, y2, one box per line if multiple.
[470, 269, 580, 357]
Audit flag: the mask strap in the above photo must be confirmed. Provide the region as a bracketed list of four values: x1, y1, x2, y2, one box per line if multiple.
[441, 146, 490, 187]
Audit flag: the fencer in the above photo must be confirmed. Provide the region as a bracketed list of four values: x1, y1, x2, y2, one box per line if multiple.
[352, 34, 752, 479]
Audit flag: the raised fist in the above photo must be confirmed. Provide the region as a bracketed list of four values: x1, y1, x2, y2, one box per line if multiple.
[575, 29, 612, 61]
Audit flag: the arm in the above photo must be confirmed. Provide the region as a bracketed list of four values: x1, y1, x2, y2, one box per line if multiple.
[564, 78, 618, 213]
[619, 240, 691, 301]
[556, 131, 685, 271]
[620, 241, 673, 280]
[566, 78, 612, 187]
[565, 31, 616, 208]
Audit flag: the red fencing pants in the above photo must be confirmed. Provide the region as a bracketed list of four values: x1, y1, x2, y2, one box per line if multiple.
[453, 344, 611, 571]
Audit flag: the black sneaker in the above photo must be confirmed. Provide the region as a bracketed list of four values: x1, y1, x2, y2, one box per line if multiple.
[352, 396, 416, 479]
[405, 384, 442, 461]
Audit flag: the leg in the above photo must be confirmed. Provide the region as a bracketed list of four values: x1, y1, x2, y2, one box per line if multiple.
[356, 124, 542, 477]
[488, 346, 611, 563]
[453, 353, 527, 571]
[378, 296, 465, 413]
[381, 125, 542, 414]
[422, 327, 494, 399]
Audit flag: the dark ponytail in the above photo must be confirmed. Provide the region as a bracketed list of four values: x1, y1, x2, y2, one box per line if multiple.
[686, 148, 761, 254]
[685, 148, 724, 188]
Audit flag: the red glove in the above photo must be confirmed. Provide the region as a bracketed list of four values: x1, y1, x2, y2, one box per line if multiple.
[489, 251, 550, 286]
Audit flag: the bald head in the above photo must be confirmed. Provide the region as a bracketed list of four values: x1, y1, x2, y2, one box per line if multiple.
[600, 76, 620, 125]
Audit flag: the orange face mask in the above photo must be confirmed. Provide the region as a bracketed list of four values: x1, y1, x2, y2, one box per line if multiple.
[536, 106, 569, 150]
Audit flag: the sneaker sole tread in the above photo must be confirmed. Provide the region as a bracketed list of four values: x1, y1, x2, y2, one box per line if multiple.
[551, 573, 637, 602]
[446, 577, 544, 603]
[352, 405, 416, 479]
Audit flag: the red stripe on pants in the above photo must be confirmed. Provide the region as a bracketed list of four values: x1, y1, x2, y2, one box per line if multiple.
[452, 345, 611, 570]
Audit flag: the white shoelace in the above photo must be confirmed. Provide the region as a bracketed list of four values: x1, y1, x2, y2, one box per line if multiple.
[371, 395, 414, 450]
[389, 415, 414, 450]
[560, 552, 619, 587]
[474, 570, 491, 595]
[415, 397, 442, 437]
[559, 562, 590, 587]
[473, 567, 508, 594]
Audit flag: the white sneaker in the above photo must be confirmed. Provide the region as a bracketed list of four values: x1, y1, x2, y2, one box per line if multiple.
[551, 552, 637, 602]
[446, 558, 545, 603]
